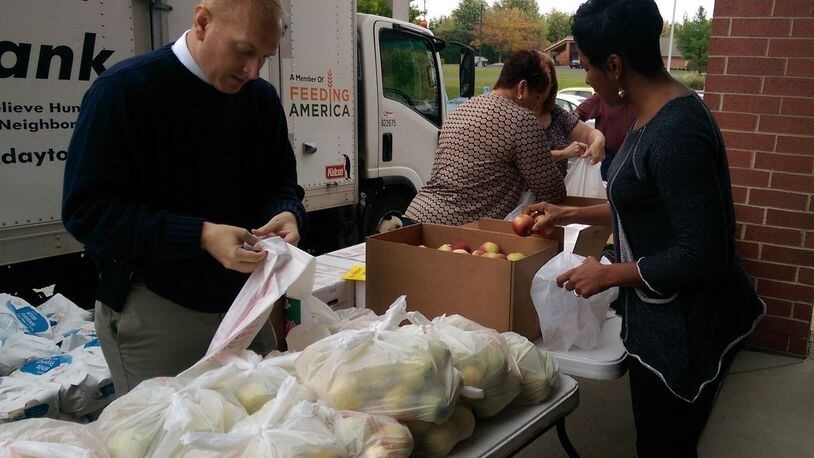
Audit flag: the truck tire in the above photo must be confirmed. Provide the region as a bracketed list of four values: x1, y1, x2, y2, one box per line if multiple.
[364, 191, 412, 236]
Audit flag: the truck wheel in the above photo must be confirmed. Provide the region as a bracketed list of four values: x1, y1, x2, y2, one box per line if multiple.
[364, 191, 411, 236]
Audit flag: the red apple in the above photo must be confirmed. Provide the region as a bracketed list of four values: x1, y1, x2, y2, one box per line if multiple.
[479, 241, 501, 254]
[452, 242, 471, 253]
[438, 244, 453, 252]
[533, 214, 554, 236]
[512, 214, 534, 237]
[471, 249, 484, 256]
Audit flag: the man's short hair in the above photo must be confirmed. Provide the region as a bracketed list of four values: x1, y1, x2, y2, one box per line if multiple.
[203, 0, 286, 22]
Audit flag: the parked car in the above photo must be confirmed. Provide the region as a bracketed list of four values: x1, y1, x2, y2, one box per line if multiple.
[558, 87, 595, 99]
[555, 94, 595, 128]
[474, 56, 490, 67]
[569, 59, 582, 69]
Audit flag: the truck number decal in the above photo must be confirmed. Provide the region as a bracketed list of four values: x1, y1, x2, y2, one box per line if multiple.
[380, 119, 396, 127]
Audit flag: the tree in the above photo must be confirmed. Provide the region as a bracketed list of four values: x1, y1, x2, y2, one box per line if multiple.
[357, 0, 392, 17]
[544, 10, 571, 43]
[477, 8, 538, 62]
[409, 2, 422, 23]
[451, 0, 488, 45]
[495, 0, 539, 19]
[675, 6, 710, 72]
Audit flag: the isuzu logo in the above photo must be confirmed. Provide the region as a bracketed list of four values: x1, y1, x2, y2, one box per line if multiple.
[325, 165, 345, 179]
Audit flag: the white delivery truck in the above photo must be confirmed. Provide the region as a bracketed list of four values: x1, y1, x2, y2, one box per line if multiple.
[0, 0, 475, 305]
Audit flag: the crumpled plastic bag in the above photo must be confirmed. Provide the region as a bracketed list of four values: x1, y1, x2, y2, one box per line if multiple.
[286, 298, 382, 351]
[404, 405, 475, 458]
[94, 372, 247, 458]
[295, 297, 463, 423]
[36, 294, 93, 347]
[501, 332, 559, 405]
[402, 313, 522, 419]
[0, 377, 61, 424]
[0, 294, 53, 341]
[531, 251, 618, 351]
[0, 418, 110, 458]
[180, 376, 345, 458]
[10, 346, 114, 418]
[0, 333, 61, 376]
[192, 350, 314, 415]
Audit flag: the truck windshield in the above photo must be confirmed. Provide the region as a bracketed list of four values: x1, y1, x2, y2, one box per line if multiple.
[379, 28, 441, 126]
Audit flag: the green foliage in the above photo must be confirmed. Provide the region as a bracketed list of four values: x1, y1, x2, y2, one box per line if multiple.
[495, 0, 539, 18]
[357, 0, 392, 17]
[677, 72, 705, 90]
[675, 6, 710, 73]
[544, 10, 572, 43]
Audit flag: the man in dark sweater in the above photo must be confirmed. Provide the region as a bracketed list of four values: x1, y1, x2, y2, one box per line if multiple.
[62, 0, 305, 394]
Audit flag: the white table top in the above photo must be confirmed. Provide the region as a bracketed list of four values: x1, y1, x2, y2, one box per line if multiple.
[538, 314, 628, 380]
[448, 375, 579, 457]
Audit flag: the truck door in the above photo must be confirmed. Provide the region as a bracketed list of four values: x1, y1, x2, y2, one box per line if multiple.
[373, 22, 443, 190]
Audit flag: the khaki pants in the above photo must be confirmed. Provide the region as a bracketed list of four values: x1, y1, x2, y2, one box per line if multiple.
[95, 282, 277, 396]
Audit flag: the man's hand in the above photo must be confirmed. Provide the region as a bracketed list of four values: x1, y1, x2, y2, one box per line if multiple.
[201, 222, 267, 273]
[252, 211, 300, 246]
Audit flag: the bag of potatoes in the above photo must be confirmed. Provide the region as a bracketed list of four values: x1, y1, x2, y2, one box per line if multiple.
[502, 332, 559, 405]
[295, 297, 463, 423]
[325, 408, 413, 457]
[403, 405, 475, 457]
[402, 313, 522, 419]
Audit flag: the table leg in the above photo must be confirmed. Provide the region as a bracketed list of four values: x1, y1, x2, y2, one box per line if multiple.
[556, 418, 580, 458]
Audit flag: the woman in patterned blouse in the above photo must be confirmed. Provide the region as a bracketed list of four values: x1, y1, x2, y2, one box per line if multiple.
[405, 50, 566, 226]
[536, 53, 605, 178]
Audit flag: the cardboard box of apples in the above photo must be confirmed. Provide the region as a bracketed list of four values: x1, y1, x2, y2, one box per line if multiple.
[365, 223, 559, 340]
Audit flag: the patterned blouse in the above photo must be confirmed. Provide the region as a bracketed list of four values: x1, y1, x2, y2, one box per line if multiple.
[542, 104, 579, 177]
[405, 92, 566, 226]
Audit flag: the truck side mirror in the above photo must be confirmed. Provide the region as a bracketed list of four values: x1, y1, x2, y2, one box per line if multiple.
[458, 46, 475, 98]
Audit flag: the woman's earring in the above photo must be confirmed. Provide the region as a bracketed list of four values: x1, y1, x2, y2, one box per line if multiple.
[617, 87, 625, 99]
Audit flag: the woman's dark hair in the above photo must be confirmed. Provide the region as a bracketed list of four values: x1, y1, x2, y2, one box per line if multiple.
[539, 53, 558, 113]
[494, 50, 550, 93]
[571, 0, 665, 77]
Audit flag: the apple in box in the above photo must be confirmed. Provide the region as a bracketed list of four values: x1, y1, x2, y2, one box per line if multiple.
[479, 242, 501, 254]
[512, 214, 534, 237]
[452, 242, 471, 253]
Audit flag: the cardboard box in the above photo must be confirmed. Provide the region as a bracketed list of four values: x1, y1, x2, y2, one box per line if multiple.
[312, 255, 360, 311]
[366, 224, 559, 339]
[324, 242, 366, 263]
[472, 196, 613, 257]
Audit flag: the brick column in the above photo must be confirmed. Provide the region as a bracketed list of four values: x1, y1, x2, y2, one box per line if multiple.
[706, 0, 813, 357]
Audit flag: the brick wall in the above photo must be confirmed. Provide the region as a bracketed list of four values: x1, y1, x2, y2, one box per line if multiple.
[706, 0, 814, 357]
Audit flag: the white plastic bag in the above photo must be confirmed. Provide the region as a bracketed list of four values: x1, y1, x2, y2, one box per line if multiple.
[404, 405, 475, 458]
[0, 294, 53, 340]
[0, 333, 61, 376]
[286, 298, 381, 351]
[531, 252, 619, 351]
[182, 237, 316, 380]
[402, 313, 522, 419]
[329, 408, 413, 457]
[295, 297, 463, 423]
[501, 332, 559, 405]
[564, 157, 605, 198]
[0, 418, 110, 458]
[10, 346, 115, 418]
[504, 189, 536, 220]
[37, 294, 92, 346]
[180, 376, 345, 458]
[95, 373, 247, 458]
[0, 377, 61, 424]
